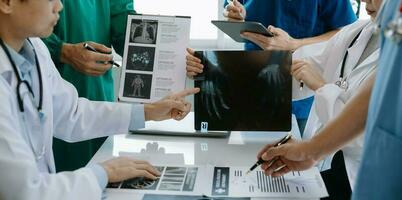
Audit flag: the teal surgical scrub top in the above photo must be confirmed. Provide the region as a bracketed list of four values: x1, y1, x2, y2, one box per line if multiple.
[42, 0, 135, 172]
[353, 0, 402, 199]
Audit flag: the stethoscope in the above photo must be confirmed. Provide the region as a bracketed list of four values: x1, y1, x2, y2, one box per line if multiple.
[0, 38, 46, 161]
[335, 29, 363, 90]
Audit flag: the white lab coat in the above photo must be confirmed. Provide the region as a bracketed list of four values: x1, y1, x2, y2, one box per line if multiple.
[0, 38, 135, 199]
[302, 20, 379, 188]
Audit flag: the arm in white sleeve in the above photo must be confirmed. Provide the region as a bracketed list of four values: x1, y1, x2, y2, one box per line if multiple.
[48, 62, 145, 142]
[0, 80, 102, 200]
[314, 84, 345, 124]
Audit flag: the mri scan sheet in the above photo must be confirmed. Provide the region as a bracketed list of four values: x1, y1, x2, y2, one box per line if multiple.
[194, 50, 292, 131]
[119, 14, 191, 103]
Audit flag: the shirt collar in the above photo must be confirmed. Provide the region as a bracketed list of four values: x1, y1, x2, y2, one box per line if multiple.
[0, 39, 36, 77]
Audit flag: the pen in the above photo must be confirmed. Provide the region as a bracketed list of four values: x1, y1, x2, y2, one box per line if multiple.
[299, 80, 304, 91]
[246, 134, 292, 175]
[83, 43, 120, 67]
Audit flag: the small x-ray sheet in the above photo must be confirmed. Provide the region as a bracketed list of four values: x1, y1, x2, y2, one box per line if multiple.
[119, 14, 191, 103]
[106, 166, 207, 196]
[205, 166, 328, 198]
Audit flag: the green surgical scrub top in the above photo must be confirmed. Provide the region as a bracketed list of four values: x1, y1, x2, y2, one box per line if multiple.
[42, 0, 135, 172]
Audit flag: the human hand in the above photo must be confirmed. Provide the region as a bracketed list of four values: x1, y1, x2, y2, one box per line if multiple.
[101, 157, 161, 183]
[144, 88, 200, 121]
[257, 139, 320, 177]
[186, 48, 204, 79]
[223, 0, 246, 21]
[60, 41, 113, 76]
[241, 26, 302, 51]
[291, 59, 325, 91]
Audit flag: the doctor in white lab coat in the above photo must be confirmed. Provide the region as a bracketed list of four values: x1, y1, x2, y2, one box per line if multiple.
[291, 18, 379, 188]
[0, 0, 198, 199]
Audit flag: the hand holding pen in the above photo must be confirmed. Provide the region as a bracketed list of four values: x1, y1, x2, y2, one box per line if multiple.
[246, 134, 292, 175]
[224, 0, 246, 21]
[60, 42, 117, 76]
[83, 43, 120, 67]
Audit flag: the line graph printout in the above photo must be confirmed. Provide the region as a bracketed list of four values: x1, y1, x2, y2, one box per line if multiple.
[208, 166, 328, 198]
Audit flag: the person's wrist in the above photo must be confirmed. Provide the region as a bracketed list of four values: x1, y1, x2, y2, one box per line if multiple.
[99, 163, 111, 182]
[144, 104, 155, 121]
[305, 138, 324, 162]
[312, 81, 326, 91]
[290, 38, 303, 52]
[60, 43, 73, 65]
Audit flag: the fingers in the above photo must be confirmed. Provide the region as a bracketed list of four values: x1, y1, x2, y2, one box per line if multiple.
[223, 1, 244, 21]
[186, 54, 202, 64]
[132, 163, 161, 177]
[261, 145, 286, 162]
[257, 143, 275, 159]
[173, 88, 200, 98]
[88, 51, 113, 63]
[132, 169, 158, 180]
[267, 25, 281, 36]
[291, 61, 306, 74]
[83, 62, 112, 76]
[88, 41, 112, 54]
[271, 166, 291, 177]
[241, 32, 271, 49]
[186, 65, 203, 74]
[186, 48, 195, 56]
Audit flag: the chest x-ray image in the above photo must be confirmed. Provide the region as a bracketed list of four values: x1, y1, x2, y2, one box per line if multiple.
[130, 19, 158, 44]
[194, 50, 292, 131]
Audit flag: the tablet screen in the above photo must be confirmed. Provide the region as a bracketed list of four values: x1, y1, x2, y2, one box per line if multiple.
[194, 50, 292, 131]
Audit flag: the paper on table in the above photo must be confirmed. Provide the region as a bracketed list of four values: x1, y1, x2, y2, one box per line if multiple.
[207, 166, 328, 199]
[106, 165, 328, 199]
[106, 166, 206, 196]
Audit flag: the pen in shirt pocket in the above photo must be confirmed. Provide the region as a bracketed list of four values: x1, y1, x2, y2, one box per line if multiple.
[83, 43, 120, 68]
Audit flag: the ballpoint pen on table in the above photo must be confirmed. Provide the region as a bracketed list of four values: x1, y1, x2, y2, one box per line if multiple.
[246, 133, 292, 175]
[83, 43, 120, 67]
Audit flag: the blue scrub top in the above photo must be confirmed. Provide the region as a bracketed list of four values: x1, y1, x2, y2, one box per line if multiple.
[353, 0, 402, 199]
[224, 0, 356, 121]
[224, 0, 357, 50]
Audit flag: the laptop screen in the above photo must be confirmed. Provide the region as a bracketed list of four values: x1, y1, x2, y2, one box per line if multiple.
[194, 50, 292, 131]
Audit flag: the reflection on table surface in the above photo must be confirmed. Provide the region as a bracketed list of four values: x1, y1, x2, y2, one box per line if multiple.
[89, 116, 301, 200]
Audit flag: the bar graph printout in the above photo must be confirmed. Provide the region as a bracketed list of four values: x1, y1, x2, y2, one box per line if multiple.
[208, 166, 328, 198]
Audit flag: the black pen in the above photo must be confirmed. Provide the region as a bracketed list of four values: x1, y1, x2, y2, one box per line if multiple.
[299, 80, 304, 91]
[246, 134, 292, 175]
[83, 43, 120, 67]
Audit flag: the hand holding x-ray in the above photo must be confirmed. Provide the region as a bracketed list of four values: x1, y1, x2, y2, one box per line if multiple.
[193, 51, 231, 120]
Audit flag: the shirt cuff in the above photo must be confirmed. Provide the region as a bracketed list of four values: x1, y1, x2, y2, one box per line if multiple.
[129, 104, 145, 130]
[88, 164, 108, 190]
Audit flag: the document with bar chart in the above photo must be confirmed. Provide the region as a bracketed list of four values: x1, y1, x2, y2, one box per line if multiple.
[207, 166, 328, 198]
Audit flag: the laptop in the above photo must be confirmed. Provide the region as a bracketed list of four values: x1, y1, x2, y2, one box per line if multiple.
[194, 50, 292, 132]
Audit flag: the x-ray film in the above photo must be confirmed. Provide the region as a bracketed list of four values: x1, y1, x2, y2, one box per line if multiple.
[194, 51, 292, 131]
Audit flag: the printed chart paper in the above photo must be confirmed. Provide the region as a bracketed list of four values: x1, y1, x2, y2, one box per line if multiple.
[106, 165, 327, 199]
[107, 166, 205, 196]
[207, 166, 328, 198]
[119, 14, 190, 103]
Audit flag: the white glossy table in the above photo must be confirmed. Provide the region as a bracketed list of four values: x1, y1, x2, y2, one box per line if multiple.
[89, 116, 319, 200]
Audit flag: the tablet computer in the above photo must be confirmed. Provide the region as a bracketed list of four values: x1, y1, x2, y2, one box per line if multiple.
[211, 20, 273, 43]
[193, 50, 292, 132]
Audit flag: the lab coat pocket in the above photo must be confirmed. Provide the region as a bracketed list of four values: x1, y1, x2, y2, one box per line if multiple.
[355, 126, 402, 199]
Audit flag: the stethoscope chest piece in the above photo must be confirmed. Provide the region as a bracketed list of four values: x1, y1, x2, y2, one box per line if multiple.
[335, 78, 349, 90]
